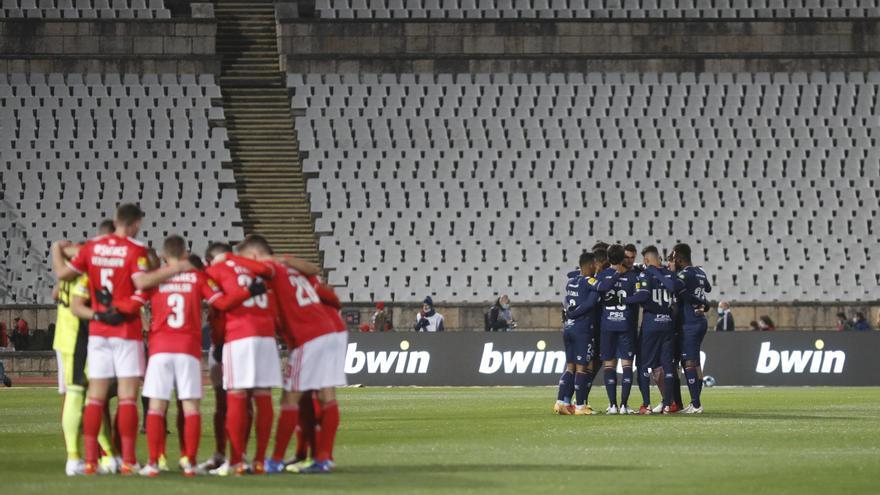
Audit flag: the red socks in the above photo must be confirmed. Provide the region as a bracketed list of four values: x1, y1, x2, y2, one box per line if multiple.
[118, 398, 139, 465]
[213, 388, 227, 456]
[176, 401, 186, 458]
[315, 401, 339, 463]
[146, 410, 165, 465]
[271, 405, 299, 462]
[225, 391, 248, 465]
[184, 412, 201, 463]
[83, 398, 105, 464]
[253, 391, 274, 463]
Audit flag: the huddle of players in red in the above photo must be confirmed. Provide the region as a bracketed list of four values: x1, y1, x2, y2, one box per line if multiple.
[50, 203, 347, 476]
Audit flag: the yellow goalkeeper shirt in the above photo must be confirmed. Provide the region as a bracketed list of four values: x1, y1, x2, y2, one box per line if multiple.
[52, 275, 89, 354]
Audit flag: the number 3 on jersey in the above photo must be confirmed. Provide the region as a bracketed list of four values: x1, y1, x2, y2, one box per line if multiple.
[238, 274, 268, 308]
[167, 293, 185, 329]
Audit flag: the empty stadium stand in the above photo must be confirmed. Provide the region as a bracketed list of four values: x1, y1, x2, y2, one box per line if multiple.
[291, 71, 880, 304]
[0, 71, 242, 303]
[0, 0, 171, 18]
[314, 0, 880, 19]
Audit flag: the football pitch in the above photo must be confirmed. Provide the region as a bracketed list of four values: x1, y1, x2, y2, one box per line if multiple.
[1, 386, 878, 495]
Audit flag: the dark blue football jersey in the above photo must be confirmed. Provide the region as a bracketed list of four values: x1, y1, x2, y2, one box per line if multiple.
[563, 274, 599, 325]
[594, 267, 639, 333]
[675, 265, 712, 326]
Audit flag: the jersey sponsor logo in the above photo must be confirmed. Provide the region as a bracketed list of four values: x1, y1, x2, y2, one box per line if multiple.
[755, 340, 845, 374]
[344, 341, 430, 374]
[478, 342, 565, 374]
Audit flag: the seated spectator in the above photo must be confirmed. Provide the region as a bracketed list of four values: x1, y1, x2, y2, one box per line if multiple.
[414, 296, 444, 332]
[15, 317, 30, 350]
[485, 295, 516, 332]
[715, 301, 735, 332]
[758, 315, 776, 331]
[836, 312, 853, 331]
[371, 302, 392, 332]
[749, 320, 760, 331]
[852, 312, 872, 331]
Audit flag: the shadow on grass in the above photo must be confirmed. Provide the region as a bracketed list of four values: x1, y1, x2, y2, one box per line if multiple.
[702, 413, 864, 421]
[337, 463, 637, 475]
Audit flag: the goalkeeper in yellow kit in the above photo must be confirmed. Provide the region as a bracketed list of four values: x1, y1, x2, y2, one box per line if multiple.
[54, 221, 120, 476]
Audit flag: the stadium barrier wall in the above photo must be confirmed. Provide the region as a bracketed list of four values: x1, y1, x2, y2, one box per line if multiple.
[3, 331, 877, 386]
[2, 302, 878, 338]
[341, 331, 880, 386]
[0, 2, 217, 74]
[276, 16, 880, 73]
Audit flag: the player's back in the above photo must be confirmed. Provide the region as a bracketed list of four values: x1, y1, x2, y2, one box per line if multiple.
[308, 275, 347, 332]
[270, 262, 337, 347]
[206, 258, 275, 342]
[677, 266, 711, 325]
[637, 268, 675, 316]
[148, 270, 219, 358]
[67, 233, 148, 339]
[596, 267, 638, 332]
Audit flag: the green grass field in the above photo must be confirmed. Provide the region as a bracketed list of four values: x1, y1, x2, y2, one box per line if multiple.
[1, 386, 879, 494]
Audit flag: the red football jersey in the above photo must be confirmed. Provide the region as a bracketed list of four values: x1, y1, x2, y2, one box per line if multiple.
[270, 262, 337, 348]
[308, 276, 346, 332]
[205, 257, 276, 343]
[67, 234, 148, 340]
[147, 270, 221, 359]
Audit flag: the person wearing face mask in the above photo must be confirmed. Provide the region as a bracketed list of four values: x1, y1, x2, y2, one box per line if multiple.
[851, 312, 872, 331]
[485, 295, 515, 332]
[715, 301, 735, 332]
[414, 296, 444, 332]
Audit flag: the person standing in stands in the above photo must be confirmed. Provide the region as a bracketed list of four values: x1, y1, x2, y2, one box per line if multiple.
[414, 296, 444, 332]
[715, 301, 735, 332]
[371, 302, 392, 332]
[486, 295, 515, 332]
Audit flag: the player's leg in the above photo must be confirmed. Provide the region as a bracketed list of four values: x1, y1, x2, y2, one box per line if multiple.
[141, 352, 172, 475]
[179, 399, 201, 476]
[658, 332, 676, 412]
[298, 332, 347, 474]
[681, 323, 707, 413]
[81, 336, 115, 474]
[252, 336, 282, 473]
[269, 389, 302, 472]
[572, 328, 595, 414]
[58, 349, 84, 474]
[172, 353, 204, 476]
[270, 347, 305, 472]
[198, 349, 226, 470]
[636, 329, 659, 413]
[618, 330, 636, 413]
[252, 387, 274, 472]
[114, 337, 145, 472]
[312, 386, 339, 469]
[217, 339, 248, 475]
[142, 398, 169, 477]
[555, 328, 576, 414]
[600, 330, 618, 413]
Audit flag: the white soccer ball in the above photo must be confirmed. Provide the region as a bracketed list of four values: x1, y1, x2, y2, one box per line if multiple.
[703, 375, 716, 387]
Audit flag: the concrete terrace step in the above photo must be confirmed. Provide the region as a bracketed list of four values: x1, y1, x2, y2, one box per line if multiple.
[216, 2, 321, 266]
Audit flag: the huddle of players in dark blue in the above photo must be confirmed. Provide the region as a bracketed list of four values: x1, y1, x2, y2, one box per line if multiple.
[554, 242, 711, 415]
